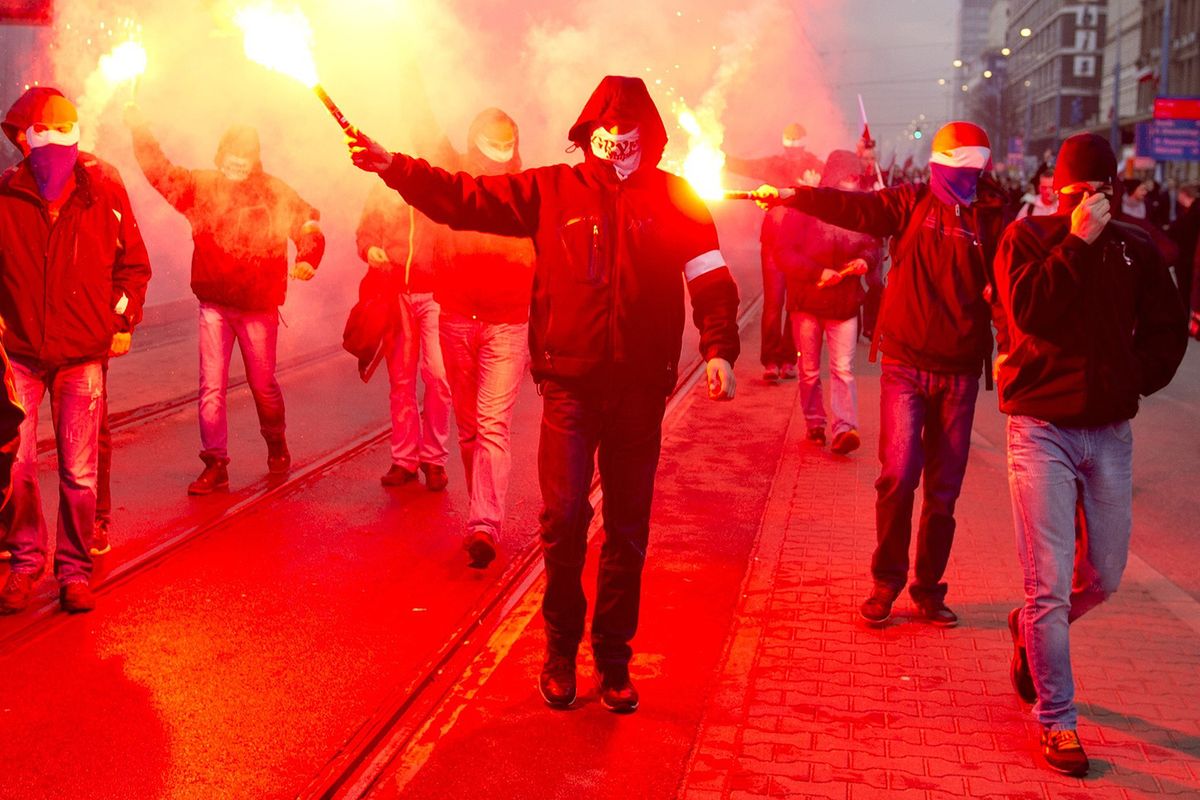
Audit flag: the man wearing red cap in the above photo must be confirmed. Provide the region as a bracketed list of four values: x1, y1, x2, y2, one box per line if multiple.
[350, 75, 740, 713]
[0, 88, 151, 614]
[124, 104, 324, 494]
[758, 121, 1007, 628]
[993, 133, 1186, 776]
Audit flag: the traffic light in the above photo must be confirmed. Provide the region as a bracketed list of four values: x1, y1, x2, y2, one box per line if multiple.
[913, 129, 923, 140]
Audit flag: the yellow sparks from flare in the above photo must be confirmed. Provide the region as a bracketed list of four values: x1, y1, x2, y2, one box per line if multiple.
[98, 40, 147, 84]
[233, 1, 319, 87]
[677, 106, 726, 200]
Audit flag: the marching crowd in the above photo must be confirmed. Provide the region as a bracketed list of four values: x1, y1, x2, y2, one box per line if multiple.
[0, 71, 1194, 776]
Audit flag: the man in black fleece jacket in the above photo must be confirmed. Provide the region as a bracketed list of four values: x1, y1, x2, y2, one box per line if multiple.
[349, 76, 740, 714]
[992, 133, 1185, 778]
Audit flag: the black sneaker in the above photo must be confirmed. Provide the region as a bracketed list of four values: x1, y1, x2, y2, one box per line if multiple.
[1041, 728, 1089, 777]
[860, 585, 896, 626]
[917, 600, 959, 628]
[463, 530, 497, 569]
[830, 428, 861, 455]
[420, 462, 448, 492]
[266, 437, 291, 474]
[59, 581, 96, 614]
[805, 427, 826, 446]
[598, 664, 639, 714]
[539, 652, 577, 709]
[380, 464, 418, 486]
[0, 571, 34, 614]
[188, 462, 230, 495]
[1008, 607, 1037, 704]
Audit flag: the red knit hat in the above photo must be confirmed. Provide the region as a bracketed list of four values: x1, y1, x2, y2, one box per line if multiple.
[2, 87, 77, 149]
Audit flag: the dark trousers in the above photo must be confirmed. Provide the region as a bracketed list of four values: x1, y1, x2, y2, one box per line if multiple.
[96, 360, 111, 526]
[872, 361, 979, 603]
[537, 375, 666, 669]
[761, 251, 796, 367]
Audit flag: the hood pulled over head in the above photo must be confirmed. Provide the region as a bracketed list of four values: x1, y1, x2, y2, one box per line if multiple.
[569, 76, 668, 176]
[466, 107, 521, 175]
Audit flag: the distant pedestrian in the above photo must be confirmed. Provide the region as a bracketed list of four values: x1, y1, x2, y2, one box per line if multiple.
[993, 133, 1186, 777]
[124, 103, 324, 494]
[758, 122, 1007, 628]
[1167, 184, 1198, 311]
[726, 122, 823, 382]
[0, 88, 151, 614]
[777, 150, 881, 454]
[1015, 166, 1057, 220]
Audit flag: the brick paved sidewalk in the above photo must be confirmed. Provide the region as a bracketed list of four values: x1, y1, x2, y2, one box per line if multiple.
[679, 361, 1200, 800]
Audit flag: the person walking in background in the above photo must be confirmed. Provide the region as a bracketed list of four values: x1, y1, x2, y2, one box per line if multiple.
[757, 121, 1007, 629]
[1167, 184, 1198, 311]
[726, 122, 822, 382]
[356, 181, 452, 494]
[777, 150, 881, 454]
[0, 88, 150, 614]
[124, 103, 324, 495]
[1015, 166, 1058, 220]
[350, 75, 740, 714]
[992, 133, 1186, 776]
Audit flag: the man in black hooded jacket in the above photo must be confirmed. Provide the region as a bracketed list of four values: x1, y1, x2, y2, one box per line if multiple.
[350, 76, 740, 713]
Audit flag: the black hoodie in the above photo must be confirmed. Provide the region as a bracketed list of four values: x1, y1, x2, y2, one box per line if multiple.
[379, 76, 740, 393]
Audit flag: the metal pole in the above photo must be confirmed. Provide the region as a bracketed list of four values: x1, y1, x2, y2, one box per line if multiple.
[1156, 0, 1172, 184]
[1110, 0, 1122, 153]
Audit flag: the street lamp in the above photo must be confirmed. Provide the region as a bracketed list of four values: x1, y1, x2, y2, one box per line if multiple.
[1001, 47, 1011, 56]
[1020, 27, 1032, 37]
[952, 58, 964, 68]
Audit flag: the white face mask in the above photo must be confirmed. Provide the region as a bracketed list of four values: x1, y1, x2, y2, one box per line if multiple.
[590, 126, 642, 180]
[25, 122, 80, 149]
[475, 133, 515, 165]
[220, 155, 253, 182]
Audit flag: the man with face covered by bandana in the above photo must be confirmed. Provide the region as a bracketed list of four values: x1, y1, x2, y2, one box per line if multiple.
[0, 88, 151, 614]
[350, 75, 740, 713]
[992, 133, 1185, 777]
[356, 107, 534, 567]
[757, 121, 1008, 629]
[123, 103, 324, 494]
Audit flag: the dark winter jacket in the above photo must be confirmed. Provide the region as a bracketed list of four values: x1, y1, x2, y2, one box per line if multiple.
[776, 151, 882, 321]
[993, 216, 1186, 426]
[130, 125, 323, 311]
[0, 154, 151, 367]
[377, 76, 740, 393]
[782, 177, 1007, 374]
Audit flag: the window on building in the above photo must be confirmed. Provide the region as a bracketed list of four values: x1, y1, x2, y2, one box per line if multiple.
[1075, 55, 1096, 77]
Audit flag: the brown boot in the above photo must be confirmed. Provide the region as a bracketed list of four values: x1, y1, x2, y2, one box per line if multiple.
[60, 581, 96, 614]
[0, 571, 34, 614]
[188, 457, 230, 495]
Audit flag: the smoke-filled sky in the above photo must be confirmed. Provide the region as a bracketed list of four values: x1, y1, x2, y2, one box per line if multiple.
[6, 0, 957, 308]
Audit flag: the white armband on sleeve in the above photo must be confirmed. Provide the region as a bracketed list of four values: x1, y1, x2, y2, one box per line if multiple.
[114, 293, 129, 315]
[683, 249, 726, 282]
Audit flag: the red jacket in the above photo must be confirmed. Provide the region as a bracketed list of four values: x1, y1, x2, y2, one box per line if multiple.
[0, 154, 151, 367]
[378, 78, 740, 393]
[993, 216, 1186, 426]
[131, 125, 323, 311]
[784, 179, 1007, 374]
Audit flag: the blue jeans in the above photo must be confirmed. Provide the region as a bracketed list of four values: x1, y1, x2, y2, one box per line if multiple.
[790, 312, 858, 435]
[872, 360, 980, 603]
[537, 374, 666, 668]
[1007, 416, 1133, 731]
[198, 302, 286, 462]
[7, 359, 104, 584]
[386, 293, 451, 469]
[439, 312, 528, 541]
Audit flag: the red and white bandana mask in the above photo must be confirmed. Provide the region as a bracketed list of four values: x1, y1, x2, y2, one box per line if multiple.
[590, 126, 642, 180]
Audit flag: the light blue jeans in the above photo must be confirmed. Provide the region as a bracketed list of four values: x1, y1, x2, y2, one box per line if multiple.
[387, 293, 451, 470]
[1006, 415, 1133, 731]
[439, 312, 528, 541]
[198, 302, 285, 462]
[790, 312, 858, 436]
[8, 359, 104, 584]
